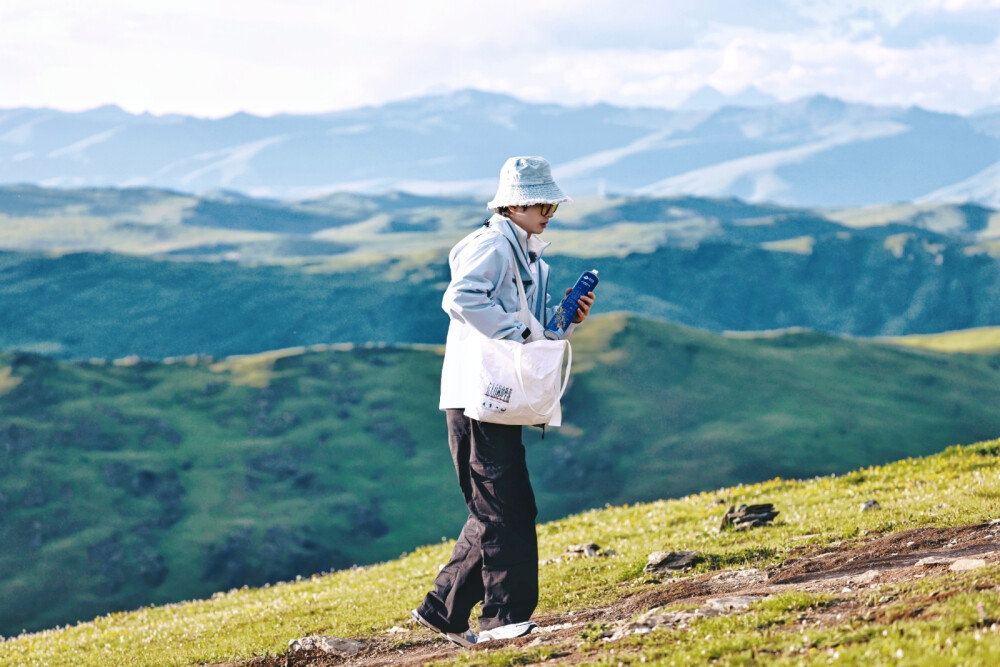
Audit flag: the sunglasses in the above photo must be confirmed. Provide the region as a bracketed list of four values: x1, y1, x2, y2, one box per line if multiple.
[536, 203, 559, 216]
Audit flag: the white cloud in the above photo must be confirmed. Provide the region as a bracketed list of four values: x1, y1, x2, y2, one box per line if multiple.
[0, 0, 997, 116]
[923, 0, 1000, 11]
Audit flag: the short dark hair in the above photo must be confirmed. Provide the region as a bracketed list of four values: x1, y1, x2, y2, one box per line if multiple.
[495, 206, 514, 218]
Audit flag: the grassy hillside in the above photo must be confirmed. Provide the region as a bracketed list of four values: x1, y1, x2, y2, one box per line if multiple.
[0, 249, 450, 359]
[4, 314, 1000, 637]
[4, 187, 1000, 360]
[3, 185, 997, 265]
[2, 437, 998, 666]
[889, 327, 1000, 354]
[4, 230, 1000, 360]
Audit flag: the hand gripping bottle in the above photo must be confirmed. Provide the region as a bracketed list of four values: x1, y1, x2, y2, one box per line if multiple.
[544, 269, 599, 339]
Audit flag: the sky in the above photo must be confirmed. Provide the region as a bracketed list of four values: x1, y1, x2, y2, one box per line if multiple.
[2, 0, 1000, 118]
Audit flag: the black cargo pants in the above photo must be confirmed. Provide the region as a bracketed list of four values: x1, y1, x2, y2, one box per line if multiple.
[416, 409, 539, 632]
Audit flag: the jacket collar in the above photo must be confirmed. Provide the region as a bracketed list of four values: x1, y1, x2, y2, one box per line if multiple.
[490, 214, 551, 268]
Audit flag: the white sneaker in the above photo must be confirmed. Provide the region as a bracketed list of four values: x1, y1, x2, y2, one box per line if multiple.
[411, 609, 478, 647]
[478, 621, 538, 642]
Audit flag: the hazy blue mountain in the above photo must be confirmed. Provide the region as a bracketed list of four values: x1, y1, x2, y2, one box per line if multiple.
[679, 85, 780, 111]
[2, 90, 999, 206]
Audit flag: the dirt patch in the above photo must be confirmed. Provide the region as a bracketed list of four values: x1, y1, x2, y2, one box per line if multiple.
[769, 522, 1000, 589]
[228, 521, 1000, 667]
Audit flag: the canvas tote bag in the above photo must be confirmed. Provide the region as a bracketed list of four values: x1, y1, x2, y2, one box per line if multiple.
[462, 254, 572, 427]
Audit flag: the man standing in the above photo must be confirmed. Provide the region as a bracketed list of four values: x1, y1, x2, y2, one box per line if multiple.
[412, 156, 595, 646]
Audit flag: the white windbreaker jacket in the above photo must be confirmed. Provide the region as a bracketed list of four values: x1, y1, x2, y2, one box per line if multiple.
[439, 215, 570, 410]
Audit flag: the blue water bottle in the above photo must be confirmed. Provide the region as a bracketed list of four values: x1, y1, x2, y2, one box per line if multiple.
[544, 269, 599, 340]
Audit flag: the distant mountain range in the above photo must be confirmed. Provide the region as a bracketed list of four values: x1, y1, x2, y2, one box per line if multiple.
[2, 89, 999, 207]
[679, 85, 779, 111]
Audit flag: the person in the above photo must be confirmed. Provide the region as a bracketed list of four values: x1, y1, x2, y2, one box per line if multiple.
[411, 156, 595, 647]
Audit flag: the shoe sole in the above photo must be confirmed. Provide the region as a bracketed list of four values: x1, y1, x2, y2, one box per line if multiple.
[411, 610, 475, 648]
[479, 622, 538, 642]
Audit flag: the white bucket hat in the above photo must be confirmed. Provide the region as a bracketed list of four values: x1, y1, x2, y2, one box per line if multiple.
[486, 156, 572, 210]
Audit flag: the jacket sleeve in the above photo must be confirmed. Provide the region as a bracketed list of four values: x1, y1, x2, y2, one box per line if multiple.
[442, 238, 527, 341]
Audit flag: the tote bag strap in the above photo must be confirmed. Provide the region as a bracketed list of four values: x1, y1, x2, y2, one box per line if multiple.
[507, 242, 530, 313]
[505, 237, 544, 340]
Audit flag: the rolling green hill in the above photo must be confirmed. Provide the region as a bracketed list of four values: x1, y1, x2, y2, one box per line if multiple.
[0, 249, 451, 359]
[3, 435, 999, 666]
[889, 326, 1000, 354]
[4, 314, 1000, 637]
[3, 230, 1000, 360]
[3, 186, 1000, 361]
[3, 184, 998, 264]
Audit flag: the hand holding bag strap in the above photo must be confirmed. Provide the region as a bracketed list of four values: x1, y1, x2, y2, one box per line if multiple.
[513, 340, 572, 415]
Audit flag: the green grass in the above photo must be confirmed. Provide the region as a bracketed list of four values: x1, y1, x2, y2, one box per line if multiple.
[592, 571, 1000, 666]
[2, 439, 997, 666]
[576, 580, 1000, 666]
